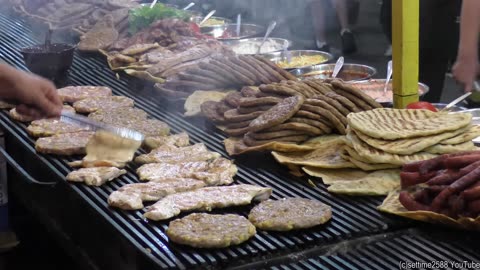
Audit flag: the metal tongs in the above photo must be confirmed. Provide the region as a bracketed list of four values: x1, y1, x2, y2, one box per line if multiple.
[60, 111, 144, 142]
[257, 21, 277, 54]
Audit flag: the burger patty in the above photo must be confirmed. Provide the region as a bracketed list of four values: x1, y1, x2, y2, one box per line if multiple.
[167, 213, 256, 248]
[35, 131, 94, 155]
[58, 86, 112, 103]
[27, 118, 90, 137]
[248, 198, 332, 231]
[10, 105, 75, 123]
[73, 96, 134, 114]
[88, 107, 148, 125]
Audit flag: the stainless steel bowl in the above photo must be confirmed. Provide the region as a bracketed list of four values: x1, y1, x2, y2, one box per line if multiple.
[432, 103, 467, 112]
[291, 63, 376, 81]
[223, 37, 291, 55]
[352, 79, 430, 105]
[191, 16, 232, 27]
[262, 50, 333, 70]
[202, 24, 265, 40]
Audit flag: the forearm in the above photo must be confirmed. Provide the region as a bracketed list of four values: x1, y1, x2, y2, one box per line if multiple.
[0, 63, 21, 99]
[457, 0, 480, 59]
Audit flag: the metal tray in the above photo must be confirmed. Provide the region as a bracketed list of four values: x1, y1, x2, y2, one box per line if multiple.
[291, 63, 376, 81]
[261, 50, 333, 70]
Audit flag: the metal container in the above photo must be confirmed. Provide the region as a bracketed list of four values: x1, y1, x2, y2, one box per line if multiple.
[202, 23, 265, 40]
[432, 103, 467, 112]
[262, 50, 333, 70]
[191, 16, 231, 27]
[291, 63, 376, 81]
[222, 37, 291, 55]
[351, 79, 429, 105]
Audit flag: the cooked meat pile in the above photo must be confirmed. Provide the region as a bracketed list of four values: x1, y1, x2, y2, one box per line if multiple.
[156, 55, 297, 98]
[167, 213, 257, 248]
[202, 79, 382, 153]
[11, 0, 136, 35]
[397, 151, 480, 219]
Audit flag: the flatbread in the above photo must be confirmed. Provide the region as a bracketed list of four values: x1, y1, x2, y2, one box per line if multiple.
[441, 125, 480, 145]
[424, 141, 477, 155]
[224, 137, 314, 156]
[184, 90, 231, 117]
[301, 134, 345, 147]
[378, 189, 480, 230]
[353, 126, 469, 155]
[346, 130, 437, 165]
[303, 167, 401, 195]
[341, 146, 401, 171]
[272, 139, 357, 169]
[347, 108, 472, 140]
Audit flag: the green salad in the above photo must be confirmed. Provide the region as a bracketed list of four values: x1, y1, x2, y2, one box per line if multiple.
[129, 4, 190, 34]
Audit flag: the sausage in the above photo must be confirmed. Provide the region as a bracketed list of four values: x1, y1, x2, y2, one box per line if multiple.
[399, 191, 431, 211]
[462, 185, 480, 201]
[413, 189, 430, 205]
[419, 151, 480, 175]
[402, 160, 426, 172]
[444, 154, 480, 169]
[431, 166, 480, 211]
[426, 185, 449, 195]
[426, 170, 461, 186]
[401, 171, 437, 188]
[451, 194, 466, 218]
[466, 199, 480, 215]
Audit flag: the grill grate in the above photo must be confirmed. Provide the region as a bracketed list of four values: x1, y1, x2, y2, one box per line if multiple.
[0, 12, 416, 269]
[266, 231, 480, 270]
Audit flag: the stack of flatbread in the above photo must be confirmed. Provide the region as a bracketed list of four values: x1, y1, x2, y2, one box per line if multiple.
[272, 108, 479, 196]
[344, 108, 478, 170]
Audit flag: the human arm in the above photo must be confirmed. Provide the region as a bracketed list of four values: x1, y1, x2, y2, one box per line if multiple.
[0, 63, 62, 118]
[452, 0, 480, 92]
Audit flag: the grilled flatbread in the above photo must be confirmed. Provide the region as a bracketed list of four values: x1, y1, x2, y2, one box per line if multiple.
[440, 125, 480, 145]
[272, 139, 356, 169]
[341, 146, 400, 171]
[353, 126, 469, 155]
[346, 130, 437, 165]
[224, 137, 315, 156]
[303, 167, 401, 195]
[347, 108, 472, 140]
[184, 90, 232, 117]
[424, 141, 478, 155]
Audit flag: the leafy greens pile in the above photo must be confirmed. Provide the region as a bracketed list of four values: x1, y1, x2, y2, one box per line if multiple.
[129, 4, 191, 34]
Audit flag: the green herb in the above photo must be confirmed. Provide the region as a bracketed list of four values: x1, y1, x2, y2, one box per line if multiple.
[128, 3, 191, 34]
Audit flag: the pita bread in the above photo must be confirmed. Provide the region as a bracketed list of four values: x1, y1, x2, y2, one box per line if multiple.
[424, 141, 478, 155]
[224, 137, 314, 156]
[354, 126, 469, 155]
[301, 134, 345, 147]
[184, 90, 232, 117]
[341, 146, 401, 171]
[303, 167, 400, 195]
[346, 130, 437, 165]
[440, 125, 480, 145]
[347, 108, 472, 140]
[378, 189, 480, 230]
[272, 139, 357, 169]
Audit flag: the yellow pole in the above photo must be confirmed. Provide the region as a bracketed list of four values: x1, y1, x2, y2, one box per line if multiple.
[392, 0, 419, 108]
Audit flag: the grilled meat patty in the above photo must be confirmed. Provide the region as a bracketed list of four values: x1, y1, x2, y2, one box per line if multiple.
[66, 167, 126, 186]
[137, 157, 237, 185]
[144, 184, 272, 221]
[35, 131, 94, 155]
[108, 179, 206, 210]
[27, 118, 90, 137]
[10, 105, 75, 123]
[135, 143, 219, 164]
[167, 213, 256, 248]
[248, 198, 332, 231]
[73, 96, 134, 113]
[144, 132, 190, 150]
[88, 107, 148, 125]
[58, 86, 112, 103]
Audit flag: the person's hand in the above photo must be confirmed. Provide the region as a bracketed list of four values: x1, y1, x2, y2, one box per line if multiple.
[452, 56, 480, 92]
[5, 70, 63, 119]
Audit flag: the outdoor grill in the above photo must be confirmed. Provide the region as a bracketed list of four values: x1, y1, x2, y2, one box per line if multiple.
[0, 11, 479, 270]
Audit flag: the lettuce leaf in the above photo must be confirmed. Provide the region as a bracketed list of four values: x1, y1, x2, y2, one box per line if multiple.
[129, 4, 190, 34]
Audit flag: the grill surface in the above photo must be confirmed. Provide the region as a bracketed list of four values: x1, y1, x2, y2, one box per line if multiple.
[0, 11, 478, 270]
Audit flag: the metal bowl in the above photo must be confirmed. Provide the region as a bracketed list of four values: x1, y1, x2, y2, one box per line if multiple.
[351, 79, 429, 105]
[262, 50, 333, 70]
[20, 43, 75, 81]
[191, 16, 231, 27]
[202, 23, 265, 40]
[223, 37, 291, 55]
[291, 63, 376, 81]
[432, 103, 467, 112]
